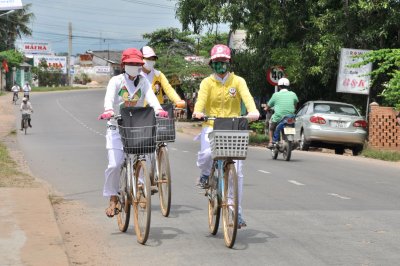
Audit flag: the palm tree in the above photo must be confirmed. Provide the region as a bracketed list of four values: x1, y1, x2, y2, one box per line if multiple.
[0, 4, 35, 50]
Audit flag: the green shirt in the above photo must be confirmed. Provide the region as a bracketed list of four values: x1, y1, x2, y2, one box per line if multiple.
[268, 89, 299, 122]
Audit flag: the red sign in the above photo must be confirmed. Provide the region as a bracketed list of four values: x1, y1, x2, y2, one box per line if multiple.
[266, 66, 285, 86]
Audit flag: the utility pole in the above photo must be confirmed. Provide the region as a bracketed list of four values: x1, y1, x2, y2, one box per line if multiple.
[67, 22, 72, 86]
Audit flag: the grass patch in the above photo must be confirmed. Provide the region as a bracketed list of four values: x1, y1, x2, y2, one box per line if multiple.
[0, 91, 5, 96]
[249, 133, 269, 144]
[0, 142, 21, 179]
[32, 86, 97, 92]
[9, 129, 16, 136]
[361, 147, 400, 162]
[49, 194, 64, 205]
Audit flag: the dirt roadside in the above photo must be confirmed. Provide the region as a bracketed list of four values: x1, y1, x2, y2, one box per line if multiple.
[0, 93, 114, 266]
[0, 93, 203, 266]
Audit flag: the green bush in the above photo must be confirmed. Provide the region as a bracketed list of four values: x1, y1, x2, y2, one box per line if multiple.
[249, 133, 269, 144]
[249, 121, 265, 135]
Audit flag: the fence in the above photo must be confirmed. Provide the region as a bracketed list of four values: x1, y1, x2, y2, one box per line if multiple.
[368, 103, 400, 151]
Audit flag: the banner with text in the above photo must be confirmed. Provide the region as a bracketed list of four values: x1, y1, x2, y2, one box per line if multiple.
[21, 41, 52, 55]
[34, 55, 67, 74]
[336, 48, 372, 95]
[0, 0, 23, 10]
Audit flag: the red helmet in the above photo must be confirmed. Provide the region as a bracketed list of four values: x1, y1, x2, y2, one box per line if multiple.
[210, 44, 231, 61]
[121, 48, 144, 65]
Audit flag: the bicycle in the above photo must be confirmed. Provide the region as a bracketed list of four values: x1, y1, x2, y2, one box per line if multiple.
[110, 107, 157, 244]
[21, 114, 30, 135]
[12, 92, 18, 105]
[149, 104, 183, 217]
[201, 117, 250, 248]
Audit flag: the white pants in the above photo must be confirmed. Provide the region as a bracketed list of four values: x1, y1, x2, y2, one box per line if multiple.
[103, 128, 147, 197]
[196, 127, 244, 215]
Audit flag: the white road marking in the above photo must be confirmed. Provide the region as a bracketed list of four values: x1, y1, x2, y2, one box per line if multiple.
[328, 193, 351, 200]
[170, 148, 178, 151]
[182, 150, 189, 153]
[56, 98, 105, 137]
[288, 180, 305, 186]
[258, 170, 271, 174]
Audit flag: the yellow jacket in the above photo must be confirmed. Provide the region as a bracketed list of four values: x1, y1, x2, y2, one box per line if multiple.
[194, 73, 258, 127]
[151, 70, 181, 104]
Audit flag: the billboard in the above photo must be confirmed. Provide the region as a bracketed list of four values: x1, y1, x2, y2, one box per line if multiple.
[336, 48, 372, 95]
[21, 41, 52, 55]
[0, 0, 23, 10]
[33, 55, 67, 74]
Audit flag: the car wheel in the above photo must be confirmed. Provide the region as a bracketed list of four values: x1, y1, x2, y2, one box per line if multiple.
[352, 145, 363, 156]
[334, 147, 345, 155]
[299, 131, 309, 151]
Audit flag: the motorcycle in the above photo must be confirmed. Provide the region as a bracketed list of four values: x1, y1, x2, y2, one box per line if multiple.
[270, 114, 296, 161]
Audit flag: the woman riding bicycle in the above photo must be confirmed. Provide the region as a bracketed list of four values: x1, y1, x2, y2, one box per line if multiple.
[192, 44, 259, 227]
[140, 45, 185, 108]
[98, 48, 168, 218]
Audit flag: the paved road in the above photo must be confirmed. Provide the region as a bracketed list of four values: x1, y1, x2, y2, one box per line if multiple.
[16, 90, 400, 265]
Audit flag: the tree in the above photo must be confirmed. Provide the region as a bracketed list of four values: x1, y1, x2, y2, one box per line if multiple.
[0, 4, 35, 50]
[175, 0, 400, 112]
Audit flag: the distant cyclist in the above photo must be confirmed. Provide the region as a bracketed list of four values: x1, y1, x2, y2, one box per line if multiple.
[22, 82, 32, 100]
[20, 97, 33, 130]
[11, 83, 21, 101]
[140, 46, 185, 108]
[192, 44, 259, 228]
[264, 77, 298, 148]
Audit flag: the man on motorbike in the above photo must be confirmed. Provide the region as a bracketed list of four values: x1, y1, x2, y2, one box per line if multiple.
[264, 78, 299, 149]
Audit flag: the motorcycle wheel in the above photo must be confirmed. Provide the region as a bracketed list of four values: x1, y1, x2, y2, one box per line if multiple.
[271, 147, 278, 160]
[282, 141, 292, 161]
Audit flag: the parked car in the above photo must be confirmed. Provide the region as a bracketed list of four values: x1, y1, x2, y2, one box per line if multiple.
[294, 100, 367, 155]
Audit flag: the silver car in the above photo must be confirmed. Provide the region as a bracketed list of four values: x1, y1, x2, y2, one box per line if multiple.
[294, 100, 367, 155]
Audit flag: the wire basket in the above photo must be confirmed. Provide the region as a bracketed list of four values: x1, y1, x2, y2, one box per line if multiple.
[118, 124, 156, 154]
[156, 117, 175, 142]
[209, 130, 249, 160]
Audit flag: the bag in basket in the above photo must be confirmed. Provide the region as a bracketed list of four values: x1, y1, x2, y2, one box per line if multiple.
[119, 107, 156, 154]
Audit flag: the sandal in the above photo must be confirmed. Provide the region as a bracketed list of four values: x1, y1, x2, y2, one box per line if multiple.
[105, 196, 118, 218]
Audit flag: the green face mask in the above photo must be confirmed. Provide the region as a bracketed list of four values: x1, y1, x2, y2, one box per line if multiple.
[211, 61, 229, 74]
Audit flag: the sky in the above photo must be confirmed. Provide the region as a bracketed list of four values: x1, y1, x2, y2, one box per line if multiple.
[18, 0, 220, 55]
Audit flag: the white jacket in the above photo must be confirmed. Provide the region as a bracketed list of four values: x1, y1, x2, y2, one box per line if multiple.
[20, 102, 33, 114]
[104, 73, 162, 114]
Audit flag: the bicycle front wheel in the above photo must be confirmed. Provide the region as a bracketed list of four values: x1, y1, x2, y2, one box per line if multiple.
[207, 163, 220, 235]
[157, 146, 171, 217]
[133, 160, 151, 244]
[117, 163, 131, 232]
[24, 119, 28, 135]
[222, 163, 238, 248]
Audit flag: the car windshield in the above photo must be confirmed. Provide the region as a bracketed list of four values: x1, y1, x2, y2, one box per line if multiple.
[314, 103, 359, 116]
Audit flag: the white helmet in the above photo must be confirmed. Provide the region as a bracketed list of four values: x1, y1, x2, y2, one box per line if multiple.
[22, 97, 28, 102]
[141, 46, 158, 59]
[278, 77, 290, 87]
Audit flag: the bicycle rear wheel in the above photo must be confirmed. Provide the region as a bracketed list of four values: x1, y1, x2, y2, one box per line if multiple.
[222, 163, 238, 248]
[117, 162, 131, 232]
[133, 160, 151, 244]
[157, 146, 171, 217]
[24, 119, 28, 135]
[207, 163, 220, 235]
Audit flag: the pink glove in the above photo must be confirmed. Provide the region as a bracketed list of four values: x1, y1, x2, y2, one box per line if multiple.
[247, 111, 260, 122]
[157, 109, 169, 118]
[98, 109, 114, 120]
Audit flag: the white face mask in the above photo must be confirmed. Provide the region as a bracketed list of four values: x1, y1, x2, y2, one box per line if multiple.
[125, 65, 141, 77]
[143, 59, 156, 71]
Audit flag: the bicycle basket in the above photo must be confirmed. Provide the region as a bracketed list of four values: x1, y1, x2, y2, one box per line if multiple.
[118, 107, 156, 154]
[209, 130, 249, 160]
[156, 117, 175, 142]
